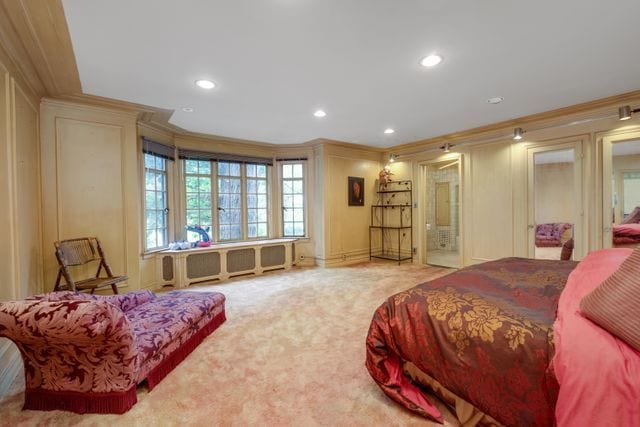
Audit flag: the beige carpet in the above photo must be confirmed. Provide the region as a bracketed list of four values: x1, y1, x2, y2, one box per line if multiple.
[0, 262, 460, 426]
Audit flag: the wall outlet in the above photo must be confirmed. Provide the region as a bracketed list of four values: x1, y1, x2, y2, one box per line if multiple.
[300, 254, 305, 260]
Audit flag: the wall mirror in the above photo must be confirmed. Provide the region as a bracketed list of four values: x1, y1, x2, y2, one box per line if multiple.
[603, 138, 640, 248]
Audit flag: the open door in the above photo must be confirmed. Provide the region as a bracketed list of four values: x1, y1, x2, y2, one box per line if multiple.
[423, 157, 461, 268]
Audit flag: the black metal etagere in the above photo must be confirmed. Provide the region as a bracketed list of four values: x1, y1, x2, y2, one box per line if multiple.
[369, 180, 413, 265]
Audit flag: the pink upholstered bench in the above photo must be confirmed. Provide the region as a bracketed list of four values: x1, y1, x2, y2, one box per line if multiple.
[0, 289, 225, 414]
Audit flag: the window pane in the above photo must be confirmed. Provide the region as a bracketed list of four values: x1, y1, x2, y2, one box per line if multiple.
[186, 176, 199, 192]
[283, 195, 293, 208]
[156, 192, 166, 209]
[145, 172, 155, 190]
[186, 210, 200, 225]
[156, 157, 166, 171]
[144, 154, 155, 169]
[257, 165, 267, 178]
[157, 211, 165, 228]
[257, 180, 267, 193]
[218, 162, 229, 176]
[293, 164, 303, 178]
[283, 164, 292, 178]
[283, 180, 293, 194]
[294, 222, 304, 236]
[198, 160, 211, 175]
[284, 208, 293, 222]
[258, 209, 267, 222]
[247, 179, 257, 193]
[247, 194, 257, 208]
[186, 193, 199, 209]
[248, 209, 257, 223]
[257, 223, 267, 237]
[257, 195, 267, 208]
[185, 160, 199, 174]
[293, 180, 303, 194]
[246, 164, 256, 177]
[229, 163, 241, 176]
[284, 223, 294, 236]
[146, 210, 157, 229]
[198, 177, 211, 192]
[248, 223, 257, 238]
[230, 194, 241, 209]
[146, 229, 157, 248]
[293, 195, 304, 208]
[145, 191, 156, 209]
[199, 193, 212, 209]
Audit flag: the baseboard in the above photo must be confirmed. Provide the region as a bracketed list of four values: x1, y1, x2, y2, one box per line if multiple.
[0, 338, 22, 399]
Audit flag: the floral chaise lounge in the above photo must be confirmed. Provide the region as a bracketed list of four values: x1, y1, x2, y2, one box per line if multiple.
[0, 289, 226, 414]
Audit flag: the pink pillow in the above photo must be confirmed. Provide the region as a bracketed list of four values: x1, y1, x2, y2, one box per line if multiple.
[580, 249, 640, 351]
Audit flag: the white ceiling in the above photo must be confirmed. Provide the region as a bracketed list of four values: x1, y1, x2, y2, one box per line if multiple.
[62, 0, 640, 148]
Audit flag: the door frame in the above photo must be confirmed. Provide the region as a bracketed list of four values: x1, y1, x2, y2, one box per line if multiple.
[526, 140, 584, 259]
[600, 129, 640, 248]
[418, 153, 463, 267]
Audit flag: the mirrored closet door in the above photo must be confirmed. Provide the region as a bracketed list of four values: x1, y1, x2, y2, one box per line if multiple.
[602, 136, 640, 249]
[527, 143, 583, 260]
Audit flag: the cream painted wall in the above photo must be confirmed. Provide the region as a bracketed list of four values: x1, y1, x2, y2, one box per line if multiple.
[40, 100, 141, 292]
[534, 162, 574, 224]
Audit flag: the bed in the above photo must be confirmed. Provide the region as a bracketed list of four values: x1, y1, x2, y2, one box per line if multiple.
[366, 250, 640, 426]
[613, 223, 640, 246]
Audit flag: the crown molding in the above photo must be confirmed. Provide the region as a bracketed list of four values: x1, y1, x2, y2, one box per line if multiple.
[0, 0, 80, 99]
[391, 89, 640, 154]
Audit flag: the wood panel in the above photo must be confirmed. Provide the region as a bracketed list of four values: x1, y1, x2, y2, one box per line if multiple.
[40, 100, 140, 291]
[467, 142, 513, 263]
[14, 82, 42, 296]
[56, 118, 127, 277]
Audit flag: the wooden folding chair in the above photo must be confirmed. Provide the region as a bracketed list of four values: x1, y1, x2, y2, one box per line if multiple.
[53, 237, 127, 294]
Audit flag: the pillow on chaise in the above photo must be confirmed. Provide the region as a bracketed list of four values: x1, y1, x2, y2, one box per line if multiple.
[580, 248, 640, 351]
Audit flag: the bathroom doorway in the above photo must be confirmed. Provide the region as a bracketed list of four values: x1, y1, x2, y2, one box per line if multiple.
[424, 157, 461, 268]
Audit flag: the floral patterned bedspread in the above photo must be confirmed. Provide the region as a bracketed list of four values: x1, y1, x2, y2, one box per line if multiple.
[366, 257, 577, 426]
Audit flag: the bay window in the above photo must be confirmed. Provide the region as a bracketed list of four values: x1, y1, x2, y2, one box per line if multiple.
[281, 162, 306, 237]
[180, 150, 272, 242]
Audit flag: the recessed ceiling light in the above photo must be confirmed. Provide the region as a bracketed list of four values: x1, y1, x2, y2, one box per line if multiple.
[313, 110, 327, 118]
[420, 54, 443, 68]
[384, 128, 395, 134]
[195, 79, 216, 90]
[181, 107, 194, 112]
[487, 97, 504, 104]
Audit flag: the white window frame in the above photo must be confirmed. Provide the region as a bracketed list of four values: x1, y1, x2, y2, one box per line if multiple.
[143, 153, 171, 252]
[279, 160, 307, 238]
[181, 160, 271, 243]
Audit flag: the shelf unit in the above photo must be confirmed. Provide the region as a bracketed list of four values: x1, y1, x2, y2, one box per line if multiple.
[369, 180, 413, 264]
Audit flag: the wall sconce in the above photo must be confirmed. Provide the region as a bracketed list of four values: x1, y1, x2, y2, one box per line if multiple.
[513, 127, 525, 140]
[389, 154, 398, 163]
[619, 106, 640, 121]
[439, 142, 455, 153]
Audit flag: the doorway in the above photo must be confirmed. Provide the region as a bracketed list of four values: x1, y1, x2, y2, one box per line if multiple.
[527, 143, 583, 260]
[424, 158, 461, 268]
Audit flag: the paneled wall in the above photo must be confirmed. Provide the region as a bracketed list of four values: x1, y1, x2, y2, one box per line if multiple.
[0, 59, 42, 301]
[40, 100, 141, 291]
[0, 55, 41, 399]
[320, 144, 381, 266]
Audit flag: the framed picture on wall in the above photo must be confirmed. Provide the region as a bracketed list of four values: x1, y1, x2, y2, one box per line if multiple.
[348, 176, 364, 206]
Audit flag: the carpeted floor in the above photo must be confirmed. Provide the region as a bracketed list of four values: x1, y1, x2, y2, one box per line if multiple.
[0, 261, 460, 426]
